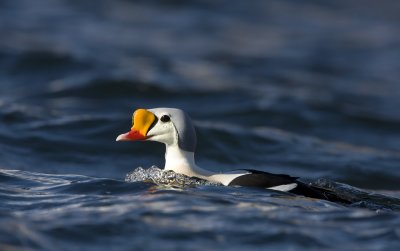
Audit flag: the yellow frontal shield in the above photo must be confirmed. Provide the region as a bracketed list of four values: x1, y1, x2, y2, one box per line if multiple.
[130, 109, 156, 137]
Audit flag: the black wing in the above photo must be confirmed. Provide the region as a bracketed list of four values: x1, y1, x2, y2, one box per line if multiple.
[228, 169, 298, 188]
[228, 169, 351, 204]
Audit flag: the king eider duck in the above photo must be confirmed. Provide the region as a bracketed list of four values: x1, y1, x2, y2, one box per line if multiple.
[116, 108, 349, 203]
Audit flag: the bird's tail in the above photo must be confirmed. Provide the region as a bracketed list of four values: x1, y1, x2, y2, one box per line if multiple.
[292, 182, 352, 204]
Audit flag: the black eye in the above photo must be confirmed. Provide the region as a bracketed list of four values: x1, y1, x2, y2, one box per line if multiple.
[160, 115, 170, 123]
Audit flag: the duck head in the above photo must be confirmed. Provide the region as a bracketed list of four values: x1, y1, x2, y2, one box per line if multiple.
[116, 108, 197, 152]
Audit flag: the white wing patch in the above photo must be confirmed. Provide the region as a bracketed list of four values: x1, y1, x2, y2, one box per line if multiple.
[268, 183, 298, 192]
[209, 171, 250, 186]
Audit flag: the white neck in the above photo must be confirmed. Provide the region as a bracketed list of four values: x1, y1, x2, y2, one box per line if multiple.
[163, 144, 251, 186]
[164, 144, 214, 178]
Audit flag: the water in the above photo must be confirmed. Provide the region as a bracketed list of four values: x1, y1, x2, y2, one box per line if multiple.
[1, 0, 400, 250]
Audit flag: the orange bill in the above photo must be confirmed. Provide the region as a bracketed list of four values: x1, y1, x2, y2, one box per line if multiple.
[116, 109, 156, 141]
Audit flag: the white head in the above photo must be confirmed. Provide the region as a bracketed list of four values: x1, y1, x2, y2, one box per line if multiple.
[116, 107, 227, 180]
[116, 108, 197, 152]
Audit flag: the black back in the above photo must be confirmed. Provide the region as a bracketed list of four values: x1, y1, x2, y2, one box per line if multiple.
[228, 169, 351, 204]
[229, 169, 298, 187]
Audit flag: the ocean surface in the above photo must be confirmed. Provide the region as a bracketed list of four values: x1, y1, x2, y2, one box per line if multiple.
[1, 0, 400, 250]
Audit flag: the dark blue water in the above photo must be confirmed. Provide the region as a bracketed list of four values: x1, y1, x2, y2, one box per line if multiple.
[1, 0, 400, 250]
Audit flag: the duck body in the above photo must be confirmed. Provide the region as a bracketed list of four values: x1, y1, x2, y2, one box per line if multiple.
[117, 108, 350, 204]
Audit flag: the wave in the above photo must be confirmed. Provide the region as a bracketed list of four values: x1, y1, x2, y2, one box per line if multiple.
[1, 168, 399, 251]
[124, 166, 400, 211]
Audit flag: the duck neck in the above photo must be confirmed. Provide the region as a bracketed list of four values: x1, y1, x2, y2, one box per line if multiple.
[164, 144, 213, 178]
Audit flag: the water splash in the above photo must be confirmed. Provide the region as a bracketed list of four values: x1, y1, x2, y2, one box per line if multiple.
[125, 166, 222, 188]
